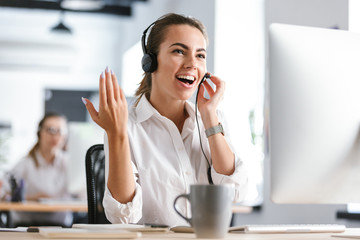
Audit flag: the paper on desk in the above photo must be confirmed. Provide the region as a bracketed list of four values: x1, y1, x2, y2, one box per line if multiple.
[333, 234, 360, 239]
[332, 229, 360, 239]
[39, 227, 141, 239]
[0, 227, 28, 232]
[72, 223, 170, 232]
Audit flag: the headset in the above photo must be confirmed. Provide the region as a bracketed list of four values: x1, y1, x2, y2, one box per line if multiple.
[141, 21, 214, 184]
[141, 21, 158, 73]
[195, 73, 213, 184]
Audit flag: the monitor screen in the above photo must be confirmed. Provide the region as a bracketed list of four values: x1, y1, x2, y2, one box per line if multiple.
[269, 23, 360, 204]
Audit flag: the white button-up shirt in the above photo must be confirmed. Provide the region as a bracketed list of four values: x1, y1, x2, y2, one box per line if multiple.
[10, 150, 69, 199]
[103, 95, 248, 227]
[8, 150, 72, 226]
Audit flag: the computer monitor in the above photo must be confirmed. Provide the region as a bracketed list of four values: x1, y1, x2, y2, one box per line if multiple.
[269, 23, 360, 204]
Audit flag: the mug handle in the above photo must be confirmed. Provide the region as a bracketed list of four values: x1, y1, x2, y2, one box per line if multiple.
[173, 194, 192, 224]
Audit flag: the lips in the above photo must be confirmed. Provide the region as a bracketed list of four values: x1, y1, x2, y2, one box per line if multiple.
[176, 75, 195, 85]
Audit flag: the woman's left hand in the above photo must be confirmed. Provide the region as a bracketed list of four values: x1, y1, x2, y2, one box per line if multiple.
[197, 74, 225, 129]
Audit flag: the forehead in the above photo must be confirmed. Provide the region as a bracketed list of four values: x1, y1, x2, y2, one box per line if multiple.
[43, 116, 66, 127]
[162, 24, 207, 48]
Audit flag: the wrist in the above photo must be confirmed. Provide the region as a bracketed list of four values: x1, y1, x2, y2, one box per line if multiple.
[200, 109, 218, 128]
[202, 116, 219, 130]
[205, 122, 225, 138]
[106, 130, 128, 142]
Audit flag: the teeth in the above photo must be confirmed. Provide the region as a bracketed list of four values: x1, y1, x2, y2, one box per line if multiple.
[177, 75, 195, 81]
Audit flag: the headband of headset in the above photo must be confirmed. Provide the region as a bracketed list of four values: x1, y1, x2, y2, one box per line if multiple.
[141, 21, 157, 73]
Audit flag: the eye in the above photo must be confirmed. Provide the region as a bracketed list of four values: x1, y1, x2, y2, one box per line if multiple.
[173, 49, 184, 55]
[197, 53, 206, 59]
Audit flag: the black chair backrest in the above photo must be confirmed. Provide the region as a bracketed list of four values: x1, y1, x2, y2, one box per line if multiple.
[85, 144, 110, 224]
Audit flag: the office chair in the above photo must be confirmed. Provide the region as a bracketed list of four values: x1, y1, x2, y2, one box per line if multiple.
[85, 144, 111, 224]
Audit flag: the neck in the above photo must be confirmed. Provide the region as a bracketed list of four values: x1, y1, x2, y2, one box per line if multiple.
[149, 96, 188, 132]
[38, 145, 56, 164]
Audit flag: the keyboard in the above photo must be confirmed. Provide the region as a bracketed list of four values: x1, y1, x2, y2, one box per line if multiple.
[229, 224, 346, 233]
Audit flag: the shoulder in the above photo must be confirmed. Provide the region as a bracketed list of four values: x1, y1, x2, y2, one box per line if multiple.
[11, 155, 34, 176]
[15, 155, 33, 166]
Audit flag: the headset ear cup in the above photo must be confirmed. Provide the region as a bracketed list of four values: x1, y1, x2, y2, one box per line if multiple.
[141, 52, 157, 73]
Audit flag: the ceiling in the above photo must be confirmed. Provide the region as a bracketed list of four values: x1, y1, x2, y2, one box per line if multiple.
[0, 0, 147, 16]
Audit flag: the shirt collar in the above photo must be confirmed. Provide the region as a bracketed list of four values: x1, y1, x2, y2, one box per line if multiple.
[135, 94, 160, 123]
[135, 94, 198, 124]
[35, 149, 62, 167]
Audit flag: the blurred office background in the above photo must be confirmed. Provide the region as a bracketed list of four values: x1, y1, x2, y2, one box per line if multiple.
[0, 0, 359, 226]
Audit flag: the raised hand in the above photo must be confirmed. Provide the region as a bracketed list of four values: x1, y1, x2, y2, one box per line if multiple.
[82, 66, 128, 137]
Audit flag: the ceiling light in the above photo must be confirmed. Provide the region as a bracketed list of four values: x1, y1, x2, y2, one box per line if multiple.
[60, 0, 105, 11]
[51, 11, 72, 34]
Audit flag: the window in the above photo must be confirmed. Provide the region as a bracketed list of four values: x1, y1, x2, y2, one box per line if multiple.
[214, 0, 265, 205]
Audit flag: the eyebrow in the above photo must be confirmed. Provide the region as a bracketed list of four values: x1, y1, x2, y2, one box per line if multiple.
[169, 42, 206, 53]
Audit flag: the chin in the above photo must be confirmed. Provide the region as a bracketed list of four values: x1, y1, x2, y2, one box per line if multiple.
[178, 93, 193, 101]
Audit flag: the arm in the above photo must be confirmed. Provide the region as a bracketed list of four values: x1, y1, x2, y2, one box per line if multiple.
[197, 74, 235, 175]
[102, 134, 142, 223]
[83, 67, 135, 203]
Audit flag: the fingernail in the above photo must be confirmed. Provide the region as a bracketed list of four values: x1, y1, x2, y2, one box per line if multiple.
[101, 72, 105, 79]
[111, 69, 114, 75]
[81, 97, 87, 105]
[106, 66, 110, 72]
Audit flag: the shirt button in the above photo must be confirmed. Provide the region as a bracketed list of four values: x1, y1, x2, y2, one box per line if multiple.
[186, 171, 191, 176]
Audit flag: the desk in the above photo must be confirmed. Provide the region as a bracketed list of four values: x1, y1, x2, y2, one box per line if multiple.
[0, 201, 87, 227]
[1, 229, 360, 240]
[0, 201, 87, 212]
[0, 202, 246, 214]
[232, 205, 253, 214]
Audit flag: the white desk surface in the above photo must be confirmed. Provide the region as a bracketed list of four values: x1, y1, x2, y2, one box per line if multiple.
[2, 228, 360, 240]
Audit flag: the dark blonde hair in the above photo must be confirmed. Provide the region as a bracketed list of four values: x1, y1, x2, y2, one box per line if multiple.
[135, 13, 209, 106]
[28, 112, 68, 167]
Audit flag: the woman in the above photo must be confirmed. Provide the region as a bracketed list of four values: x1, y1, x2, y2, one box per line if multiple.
[82, 13, 248, 227]
[9, 112, 72, 227]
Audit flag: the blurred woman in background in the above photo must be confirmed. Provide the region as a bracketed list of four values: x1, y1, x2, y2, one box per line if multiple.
[9, 112, 72, 227]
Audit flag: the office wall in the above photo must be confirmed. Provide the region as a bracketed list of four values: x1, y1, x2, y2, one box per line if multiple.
[0, 0, 215, 192]
[233, 0, 356, 227]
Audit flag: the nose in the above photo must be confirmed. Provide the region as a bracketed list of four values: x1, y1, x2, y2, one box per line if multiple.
[184, 55, 197, 70]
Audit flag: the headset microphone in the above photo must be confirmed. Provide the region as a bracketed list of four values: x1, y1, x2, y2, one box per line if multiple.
[195, 73, 213, 184]
[200, 73, 211, 85]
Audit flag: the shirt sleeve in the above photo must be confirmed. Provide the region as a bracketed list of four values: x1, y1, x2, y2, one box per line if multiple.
[103, 181, 143, 224]
[209, 111, 249, 203]
[210, 153, 249, 203]
[102, 132, 143, 224]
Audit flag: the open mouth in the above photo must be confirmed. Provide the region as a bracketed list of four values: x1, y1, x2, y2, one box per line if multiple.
[177, 75, 195, 85]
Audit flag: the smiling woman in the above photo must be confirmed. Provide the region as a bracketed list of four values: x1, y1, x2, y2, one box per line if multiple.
[81, 13, 250, 227]
[0, 0, 264, 227]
